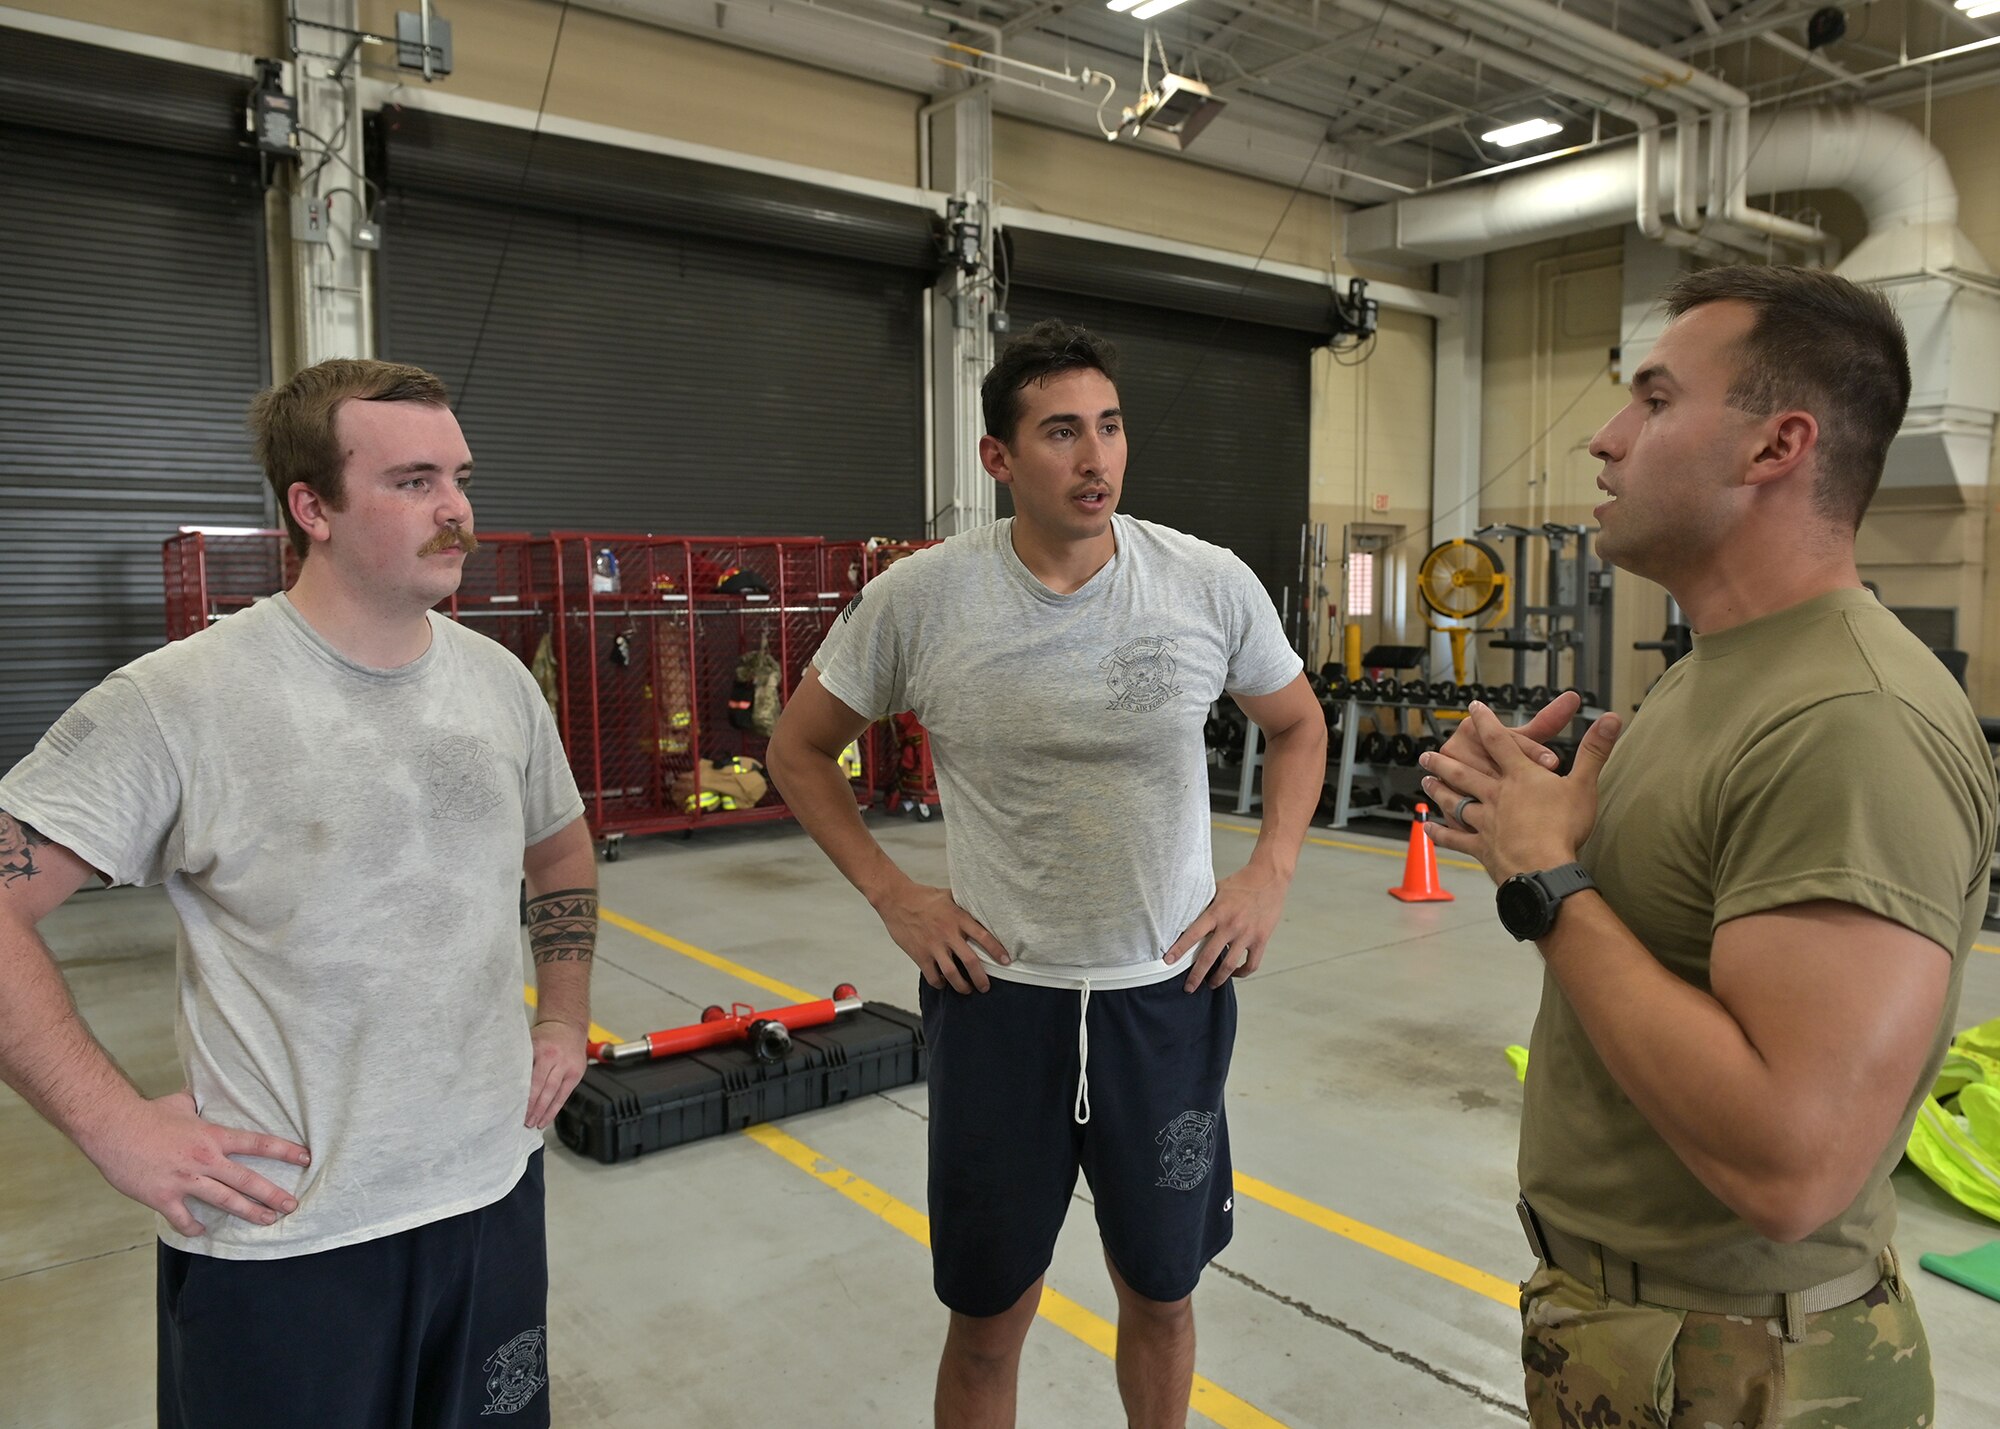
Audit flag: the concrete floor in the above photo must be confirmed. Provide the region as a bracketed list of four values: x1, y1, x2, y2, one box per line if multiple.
[5, 811, 2000, 1427]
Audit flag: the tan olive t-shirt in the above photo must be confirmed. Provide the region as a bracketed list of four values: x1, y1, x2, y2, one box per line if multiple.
[1519, 588, 1995, 1292]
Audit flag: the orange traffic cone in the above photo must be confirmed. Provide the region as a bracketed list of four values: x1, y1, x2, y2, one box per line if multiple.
[1389, 802, 1454, 902]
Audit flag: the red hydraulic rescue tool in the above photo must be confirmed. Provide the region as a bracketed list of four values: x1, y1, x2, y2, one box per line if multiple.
[588, 984, 863, 1066]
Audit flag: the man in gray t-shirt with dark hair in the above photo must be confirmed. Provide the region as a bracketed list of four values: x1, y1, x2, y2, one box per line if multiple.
[770, 320, 1325, 1426]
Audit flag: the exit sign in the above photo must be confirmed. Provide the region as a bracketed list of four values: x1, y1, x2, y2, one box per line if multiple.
[1371, 493, 1390, 512]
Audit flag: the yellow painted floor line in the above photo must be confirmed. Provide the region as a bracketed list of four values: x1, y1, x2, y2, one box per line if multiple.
[744, 1123, 1291, 1429]
[521, 985, 620, 1047]
[605, 907, 1521, 1311]
[1973, 943, 2000, 958]
[602, 907, 815, 1003]
[1233, 1172, 1517, 1308]
[1211, 818, 1484, 871]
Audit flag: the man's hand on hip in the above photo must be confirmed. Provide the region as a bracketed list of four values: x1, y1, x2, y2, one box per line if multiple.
[1170, 863, 1292, 991]
[80, 1088, 309, 1238]
[874, 882, 1010, 994]
[527, 1018, 588, 1129]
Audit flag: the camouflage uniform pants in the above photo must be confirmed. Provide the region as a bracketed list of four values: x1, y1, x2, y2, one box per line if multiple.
[1520, 1257, 1933, 1428]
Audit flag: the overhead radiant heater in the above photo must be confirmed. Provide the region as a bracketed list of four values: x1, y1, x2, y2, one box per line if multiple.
[1116, 30, 1225, 150]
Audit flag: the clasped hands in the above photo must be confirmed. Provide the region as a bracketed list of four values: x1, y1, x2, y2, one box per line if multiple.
[1418, 691, 1622, 883]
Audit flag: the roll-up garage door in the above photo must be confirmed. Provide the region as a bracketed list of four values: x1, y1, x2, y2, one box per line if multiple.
[1000, 283, 1315, 603]
[374, 110, 934, 538]
[0, 29, 270, 770]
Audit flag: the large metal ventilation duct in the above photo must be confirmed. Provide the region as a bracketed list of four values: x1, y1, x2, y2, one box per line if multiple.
[1349, 106, 1998, 497]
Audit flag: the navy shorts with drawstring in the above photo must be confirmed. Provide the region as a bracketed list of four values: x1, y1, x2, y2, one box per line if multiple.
[920, 973, 1237, 1317]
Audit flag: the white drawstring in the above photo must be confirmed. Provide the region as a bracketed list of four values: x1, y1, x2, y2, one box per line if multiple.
[1073, 983, 1092, 1125]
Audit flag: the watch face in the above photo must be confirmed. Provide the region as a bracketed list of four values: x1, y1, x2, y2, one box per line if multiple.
[1497, 875, 1551, 938]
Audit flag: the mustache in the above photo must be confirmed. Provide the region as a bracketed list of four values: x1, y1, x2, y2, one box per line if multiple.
[417, 526, 478, 557]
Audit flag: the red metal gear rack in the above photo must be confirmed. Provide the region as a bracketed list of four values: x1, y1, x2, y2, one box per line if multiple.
[549, 533, 871, 856]
[860, 540, 942, 820]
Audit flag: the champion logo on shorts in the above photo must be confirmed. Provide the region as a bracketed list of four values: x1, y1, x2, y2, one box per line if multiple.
[1154, 1109, 1218, 1191]
[480, 1326, 547, 1416]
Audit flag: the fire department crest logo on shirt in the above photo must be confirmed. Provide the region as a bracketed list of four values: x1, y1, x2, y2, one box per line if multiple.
[1155, 1109, 1218, 1191]
[1101, 636, 1181, 712]
[481, 1326, 547, 1415]
[425, 733, 504, 822]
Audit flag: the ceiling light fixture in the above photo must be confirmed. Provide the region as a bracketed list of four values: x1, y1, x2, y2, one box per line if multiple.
[1956, 0, 2000, 17]
[1482, 117, 1563, 148]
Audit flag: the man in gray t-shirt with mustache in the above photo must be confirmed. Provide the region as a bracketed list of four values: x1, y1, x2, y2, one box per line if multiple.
[0, 359, 593, 1428]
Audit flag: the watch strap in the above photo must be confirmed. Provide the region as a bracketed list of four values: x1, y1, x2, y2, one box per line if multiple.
[1536, 862, 1595, 902]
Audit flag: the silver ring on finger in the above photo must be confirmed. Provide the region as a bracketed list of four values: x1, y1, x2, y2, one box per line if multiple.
[1452, 793, 1479, 826]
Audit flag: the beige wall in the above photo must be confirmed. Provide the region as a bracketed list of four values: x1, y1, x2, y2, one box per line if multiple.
[1311, 307, 1433, 665]
[1475, 231, 1671, 712]
[356, 0, 922, 186]
[993, 119, 1332, 271]
[6, 0, 280, 52]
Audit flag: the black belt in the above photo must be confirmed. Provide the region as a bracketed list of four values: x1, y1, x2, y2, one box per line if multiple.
[1518, 1196, 1894, 1343]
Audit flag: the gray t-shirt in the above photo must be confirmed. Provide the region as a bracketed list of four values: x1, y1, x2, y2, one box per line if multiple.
[0, 593, 584, 1259]
[813, 516, 1300, 978]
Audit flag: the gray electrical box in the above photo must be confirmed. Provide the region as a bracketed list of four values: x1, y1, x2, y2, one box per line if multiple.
[396, 12, 453, 77]
[292, 194, 331, 244]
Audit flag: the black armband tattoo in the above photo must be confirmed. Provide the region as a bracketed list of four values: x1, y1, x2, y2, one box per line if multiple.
[0, 811, 52, 886]
[527, 886, 597, 965]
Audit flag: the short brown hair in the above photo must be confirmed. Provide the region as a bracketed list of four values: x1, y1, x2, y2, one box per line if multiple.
[1661, 265, 1909, 528]
[981, 319, 1119, 444]
[247, 359, 451, 556]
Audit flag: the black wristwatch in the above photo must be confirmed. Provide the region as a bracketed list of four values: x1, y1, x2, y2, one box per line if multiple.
[1496, 863, 1596, 941]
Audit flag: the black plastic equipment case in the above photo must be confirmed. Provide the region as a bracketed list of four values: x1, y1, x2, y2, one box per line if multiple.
[555, 1001, 927, 1164]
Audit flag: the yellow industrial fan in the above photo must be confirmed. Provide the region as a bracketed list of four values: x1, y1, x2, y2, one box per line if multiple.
[1417, 538, 1508, 685]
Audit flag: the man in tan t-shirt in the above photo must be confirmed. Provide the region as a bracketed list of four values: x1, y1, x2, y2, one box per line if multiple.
[1420, 266, 1995, 1427]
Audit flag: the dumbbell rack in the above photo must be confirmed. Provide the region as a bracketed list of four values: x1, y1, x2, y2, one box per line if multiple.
[1320, 677, 1583, 830]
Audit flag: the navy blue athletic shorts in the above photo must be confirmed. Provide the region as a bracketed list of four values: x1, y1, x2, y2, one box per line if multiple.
[158, 1149, 550, 1428]
[921, 974, 1236, 1317]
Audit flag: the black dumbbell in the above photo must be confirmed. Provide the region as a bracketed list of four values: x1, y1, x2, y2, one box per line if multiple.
[1388, 733, 1419, 766]
[1358, 731, 1389, 764]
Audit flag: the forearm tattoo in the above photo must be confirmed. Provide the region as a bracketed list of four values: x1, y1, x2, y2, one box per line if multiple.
[527, 887, 597, 965]
[1, 811, 51, 886]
